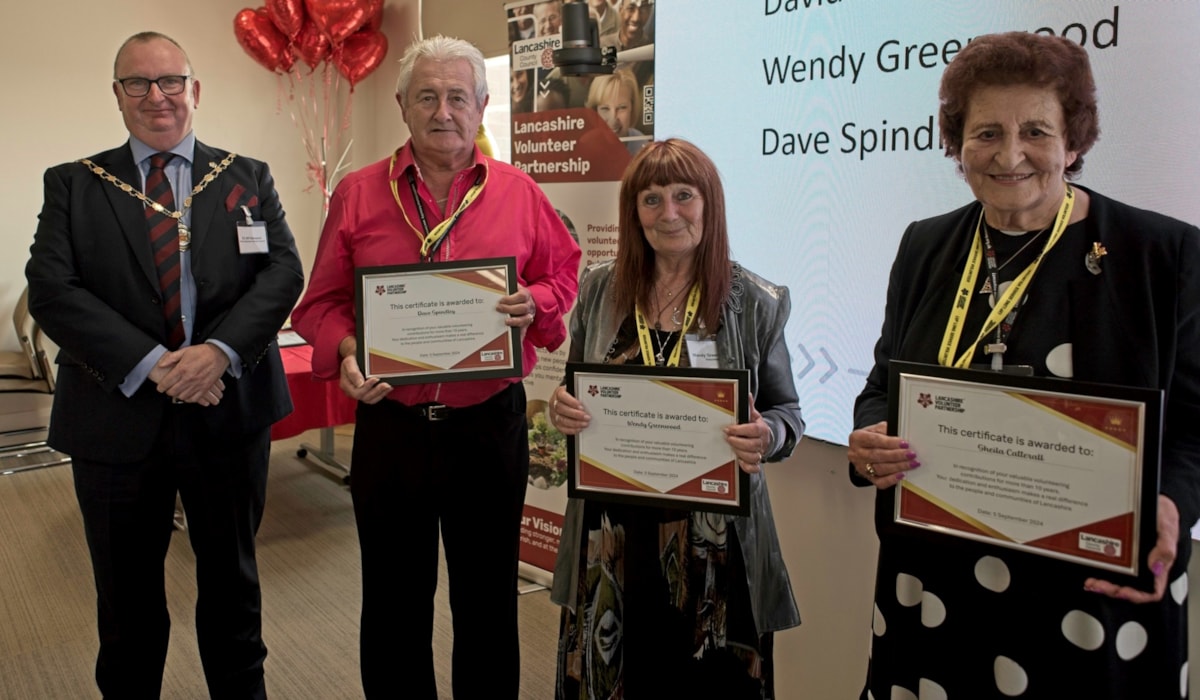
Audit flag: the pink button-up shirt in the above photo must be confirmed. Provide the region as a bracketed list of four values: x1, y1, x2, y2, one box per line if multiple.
[292, 142, 581, 407]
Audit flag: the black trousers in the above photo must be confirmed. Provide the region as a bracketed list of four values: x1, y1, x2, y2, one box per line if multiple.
[351, 383, 529, 699]
[72, 403, 270, 700]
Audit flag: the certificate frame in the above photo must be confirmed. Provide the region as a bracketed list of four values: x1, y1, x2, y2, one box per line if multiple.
[565, 362, 751, 516]
[355, 258, 521, 385]
[887, 360, 1162, 587]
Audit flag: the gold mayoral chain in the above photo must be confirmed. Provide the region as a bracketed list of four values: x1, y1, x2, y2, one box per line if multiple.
[79, 153, 238, 251]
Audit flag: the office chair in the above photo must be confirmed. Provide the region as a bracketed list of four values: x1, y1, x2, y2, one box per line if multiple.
[0, 287, 69, 473]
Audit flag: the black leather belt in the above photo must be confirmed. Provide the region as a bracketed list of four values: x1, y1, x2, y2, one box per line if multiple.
[397, 383, 520, 422]
[413, 404, 453, 421]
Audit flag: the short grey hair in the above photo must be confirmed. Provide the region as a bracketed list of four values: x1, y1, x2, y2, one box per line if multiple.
[114, 31, 194, 78]
[395, 35, 488, 107]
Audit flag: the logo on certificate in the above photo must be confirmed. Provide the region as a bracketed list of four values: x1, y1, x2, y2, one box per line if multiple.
[480, 350, 506, 362]
[918, 392, 932, 408]
[933, 394, 965, 413]
[701, 479, 729, 494]
[1078, 532, 1122, 558]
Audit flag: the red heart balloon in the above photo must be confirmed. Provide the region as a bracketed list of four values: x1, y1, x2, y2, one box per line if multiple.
[278, 39, 296, 71]
[234, 7, 293, 73]
[305, 0, 370, 45]
[363, 0, 383, 32]
[266, 0, 306, 39]
[335, 30, 388, 87]
[293, 20, 331, 68]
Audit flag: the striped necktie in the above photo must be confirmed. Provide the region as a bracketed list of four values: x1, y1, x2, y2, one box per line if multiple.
[145, 152, 185, 349]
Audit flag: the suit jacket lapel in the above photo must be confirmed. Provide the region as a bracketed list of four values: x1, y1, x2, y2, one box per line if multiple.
[98, 144, 160, 291]
[1065, 190, 1148, 387]
[188, 140, 223, 258]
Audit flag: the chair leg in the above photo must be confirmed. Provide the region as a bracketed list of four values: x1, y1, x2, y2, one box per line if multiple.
[0, 426, 71, 475]
[173, 494, 187, 531]
[0, 451, 71, 475]
[0, 426, 48, 441]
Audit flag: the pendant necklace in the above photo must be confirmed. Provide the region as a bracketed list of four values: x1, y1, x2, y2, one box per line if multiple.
[653, 305, 682, 330]
[979, 225, 1050, 295]
[653, 279, 690, 330]
[651, 328, 675, 366]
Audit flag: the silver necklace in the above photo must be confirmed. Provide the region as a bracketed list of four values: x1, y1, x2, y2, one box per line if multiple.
[654, 305, 682, 330]
[996, 227, 1048, 271]
[980, 226, 1049, 295]
[651, 328, 676, 366]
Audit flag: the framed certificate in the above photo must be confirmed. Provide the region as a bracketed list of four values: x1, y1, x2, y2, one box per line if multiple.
[887, 361, 1162, 586]
[355, 258, 521, 385]
[566, 363, 751, 515]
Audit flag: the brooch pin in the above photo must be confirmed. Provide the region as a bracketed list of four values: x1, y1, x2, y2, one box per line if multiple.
[1085, 242, 1107, 275]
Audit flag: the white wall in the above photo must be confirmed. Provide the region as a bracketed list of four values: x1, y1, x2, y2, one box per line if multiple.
[769, 439, 878, 697]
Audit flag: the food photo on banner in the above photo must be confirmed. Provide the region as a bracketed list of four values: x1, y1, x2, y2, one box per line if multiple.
[504, 0, 657, 581]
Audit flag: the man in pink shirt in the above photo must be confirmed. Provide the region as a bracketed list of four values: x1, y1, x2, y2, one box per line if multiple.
[291, 35, 579, 699]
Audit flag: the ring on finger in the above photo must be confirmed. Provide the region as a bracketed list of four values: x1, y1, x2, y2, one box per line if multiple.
[865, 463, 877, 478]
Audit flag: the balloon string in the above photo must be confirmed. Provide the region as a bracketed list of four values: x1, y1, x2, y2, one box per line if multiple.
[270, 32, 375, 219]
[284, 66, 322, 197]
[327, 60, 353, 205]
[282, 57, 353, 216]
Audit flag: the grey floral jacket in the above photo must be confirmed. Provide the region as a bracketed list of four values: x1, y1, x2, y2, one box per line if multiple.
[550, 260, 805, 634]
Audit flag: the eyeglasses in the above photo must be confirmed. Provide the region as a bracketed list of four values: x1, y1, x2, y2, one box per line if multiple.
[116, 75, 190, 97]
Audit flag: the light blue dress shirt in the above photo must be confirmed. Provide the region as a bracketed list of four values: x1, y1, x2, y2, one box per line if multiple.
[119, 133, 242, 396]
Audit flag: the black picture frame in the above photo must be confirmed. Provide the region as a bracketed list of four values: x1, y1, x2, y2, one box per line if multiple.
[354, 257, 522, 385]
[566, 362, 751, 516]
[886, 360, 1162, 589]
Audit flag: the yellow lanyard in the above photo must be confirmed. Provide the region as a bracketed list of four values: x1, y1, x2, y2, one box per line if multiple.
[388, 150, 488, 260]
[634, 284, 701, 367]
[938, 187, 1075, 368]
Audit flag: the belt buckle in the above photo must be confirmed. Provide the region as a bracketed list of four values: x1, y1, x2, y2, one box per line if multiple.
[424, 404, 451, 421]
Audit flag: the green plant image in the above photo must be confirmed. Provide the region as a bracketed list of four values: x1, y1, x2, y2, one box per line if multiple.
[527, 412, 567, 489]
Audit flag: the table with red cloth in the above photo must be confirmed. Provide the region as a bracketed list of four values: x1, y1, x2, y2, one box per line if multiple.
[272, 344, 357, 475]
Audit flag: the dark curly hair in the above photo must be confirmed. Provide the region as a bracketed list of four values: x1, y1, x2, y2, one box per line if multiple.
[939, 31, 1099, 178]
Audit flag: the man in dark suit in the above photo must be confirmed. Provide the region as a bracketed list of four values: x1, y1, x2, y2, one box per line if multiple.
[25, 31, 303, 699]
